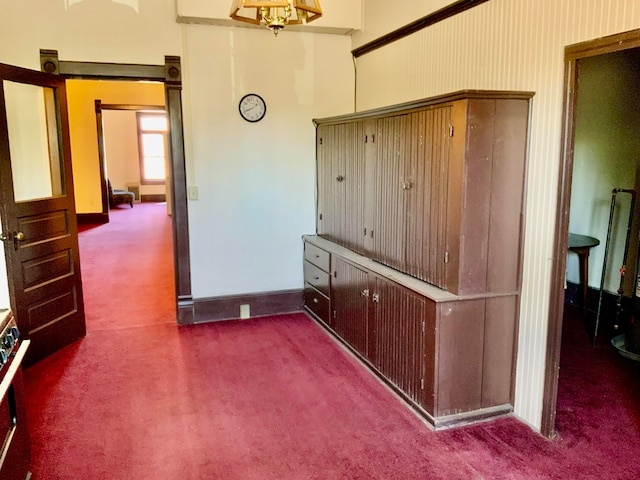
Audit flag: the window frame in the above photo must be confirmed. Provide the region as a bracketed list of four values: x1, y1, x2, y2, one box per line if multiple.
[136, 111, 168, 186]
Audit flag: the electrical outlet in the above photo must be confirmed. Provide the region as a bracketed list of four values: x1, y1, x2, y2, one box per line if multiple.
[188, 185, 199, 200]
[240, 304, 250, 319]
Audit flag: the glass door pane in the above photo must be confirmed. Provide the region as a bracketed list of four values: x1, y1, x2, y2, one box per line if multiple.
[3, 80, 64, 202]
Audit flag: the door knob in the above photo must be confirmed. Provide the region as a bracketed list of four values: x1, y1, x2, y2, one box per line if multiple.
[13, 231, 24, 250]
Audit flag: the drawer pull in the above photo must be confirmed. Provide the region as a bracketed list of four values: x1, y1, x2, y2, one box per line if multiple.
[313, 298, 319, 304]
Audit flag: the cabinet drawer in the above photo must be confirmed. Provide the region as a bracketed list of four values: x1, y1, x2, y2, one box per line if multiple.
[304, 283, 330, 324]
[304, 242, 330, 272]
[304, 261, 330, 296]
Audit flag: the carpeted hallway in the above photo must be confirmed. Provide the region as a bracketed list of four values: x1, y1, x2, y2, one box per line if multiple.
[22, 203, 640, 479]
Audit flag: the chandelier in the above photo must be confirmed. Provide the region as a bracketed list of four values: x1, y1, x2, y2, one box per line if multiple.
[230, 0, 323, 36]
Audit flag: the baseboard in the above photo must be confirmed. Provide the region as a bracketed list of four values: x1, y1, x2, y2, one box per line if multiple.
[141, 194, 166, 203]
[77, 212, 108, 224]
[190, 289, 303, 324]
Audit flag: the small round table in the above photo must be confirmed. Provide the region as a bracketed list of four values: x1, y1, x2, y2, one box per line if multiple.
[568, 233, 600, 315]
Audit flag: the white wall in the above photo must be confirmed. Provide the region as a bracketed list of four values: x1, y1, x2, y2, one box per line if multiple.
[0, 0, 354, 300]
[352, 0, 640, 431]
[103, 110, 141, 191]
[183, 25, 354, 297]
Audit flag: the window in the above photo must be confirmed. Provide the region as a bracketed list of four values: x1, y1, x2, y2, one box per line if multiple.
[137, 112, 167, 184]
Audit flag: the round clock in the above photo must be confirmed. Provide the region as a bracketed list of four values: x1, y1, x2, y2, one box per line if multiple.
[238, 93, 266, 122]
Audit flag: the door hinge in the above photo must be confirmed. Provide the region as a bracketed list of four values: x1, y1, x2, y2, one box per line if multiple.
[449, 125, 454, 137]
[365, 134, 368, 143]
[372, 293, 380, 303]
[444, 251, 449, 263]
[371, 134, 375, 143]
[320, 137, 324, 145]
[363, 227, 367, 237]
[421, 378, 425, 390]
[422, 320, 426, 334]
[319, 213, 323, 220]
[370, 230, 374, 238]
[333, 310, 336, 319]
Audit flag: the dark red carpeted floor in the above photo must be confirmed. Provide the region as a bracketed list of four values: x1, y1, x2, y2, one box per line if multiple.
[22, 203, 640, 479]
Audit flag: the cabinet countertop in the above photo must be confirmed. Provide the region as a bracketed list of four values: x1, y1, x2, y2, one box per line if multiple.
[303, 235, 519, 303]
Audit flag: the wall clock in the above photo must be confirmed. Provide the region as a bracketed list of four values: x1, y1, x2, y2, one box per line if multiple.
[238, 93, 266, 122]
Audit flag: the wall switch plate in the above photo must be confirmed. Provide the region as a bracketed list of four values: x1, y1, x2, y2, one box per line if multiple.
[240, 304, 250, 319]
[188, 185, 199, 200]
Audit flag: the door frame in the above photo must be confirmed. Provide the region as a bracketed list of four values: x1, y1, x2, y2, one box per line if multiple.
[542, 28, 640, 438]
[94, 101, 166, 215]
[39, 50, 194, 325]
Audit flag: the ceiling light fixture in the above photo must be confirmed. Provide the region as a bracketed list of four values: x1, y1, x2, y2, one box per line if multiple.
[230, 0, 322, 36]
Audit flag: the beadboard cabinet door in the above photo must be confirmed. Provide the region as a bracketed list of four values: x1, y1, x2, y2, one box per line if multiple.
[316, 122, 366, 255]
[332, 256, 370, 359]
[315, 91, 532, 297]
[371, 275, 430, 410]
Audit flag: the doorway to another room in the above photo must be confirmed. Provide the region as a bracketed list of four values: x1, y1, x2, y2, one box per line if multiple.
[545, 29, 640, 438]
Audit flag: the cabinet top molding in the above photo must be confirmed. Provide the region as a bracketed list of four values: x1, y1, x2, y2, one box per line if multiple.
[313, 89, 535, 126]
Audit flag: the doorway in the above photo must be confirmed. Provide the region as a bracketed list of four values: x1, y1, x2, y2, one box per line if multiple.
[39, 50, 194, 325]
[543, 29, 640, 438]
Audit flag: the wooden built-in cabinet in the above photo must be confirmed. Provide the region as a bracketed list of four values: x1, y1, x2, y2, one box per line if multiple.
[315, 91, 532, 296]
[304, 90, 533, 429]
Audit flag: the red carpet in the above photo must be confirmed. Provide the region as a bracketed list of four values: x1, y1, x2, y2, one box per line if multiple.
[21, 204, 640, 479]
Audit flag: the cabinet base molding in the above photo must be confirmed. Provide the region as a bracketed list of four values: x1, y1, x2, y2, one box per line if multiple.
[305, 307, 514, 430]
[191, 289, 303, 324]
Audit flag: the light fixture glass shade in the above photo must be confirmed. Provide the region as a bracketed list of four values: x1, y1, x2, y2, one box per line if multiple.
[230, 0, 322, 34]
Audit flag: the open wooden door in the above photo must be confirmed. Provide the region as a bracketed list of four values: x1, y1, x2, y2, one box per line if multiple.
[0, 62, 86, 366]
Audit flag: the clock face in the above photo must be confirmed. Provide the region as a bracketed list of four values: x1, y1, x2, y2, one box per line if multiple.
[239, 94, 266, 122]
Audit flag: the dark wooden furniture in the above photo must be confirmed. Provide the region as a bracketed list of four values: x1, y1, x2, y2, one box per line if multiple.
[568, 233, 600, 316]
[304, 90, 533, 429]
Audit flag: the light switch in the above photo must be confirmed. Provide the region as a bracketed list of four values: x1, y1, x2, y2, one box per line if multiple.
[188, 185, 199, 200]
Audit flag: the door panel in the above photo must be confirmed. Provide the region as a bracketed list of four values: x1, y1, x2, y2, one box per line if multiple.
[0, 63, 86, 366]
[332, 257, 369, 358]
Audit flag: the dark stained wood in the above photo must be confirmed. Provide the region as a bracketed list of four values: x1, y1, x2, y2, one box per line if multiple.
[372, 275, 426, 407]
[316, 91, 532, 298]
[39, 50, 193, 326]
[373, 114, 408, 271]
[76, 212, 109, 224]
[164, 56, 193, 325]
[435, 299, 485, 416]
[543, 27, 640, 439]
[314, 90, 534, 126]
[193, 289, 303, 323]
[454, 99, 495, 294]
[316, 122, 366, 254]
[304, 235, 519, 429]
[303, 284, 330, 324]
[351, 0, 490, 58]
[0, 63, 86, 366]
[482, 295, 519, 407]
[486, 99, 530, 293]
[304, 241, 330, 271]
[304, 260, 330, 297]
[140, 194, 167, 203]
[332, 257, 369, 358]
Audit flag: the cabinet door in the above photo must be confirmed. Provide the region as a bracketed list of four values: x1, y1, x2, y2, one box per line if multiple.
[405, 107, 452, 288]
[332, 257, 370, 358]
[372, 115, 409, 271]
[316, 123, 366, 253]
[372, 276, 426, 407]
